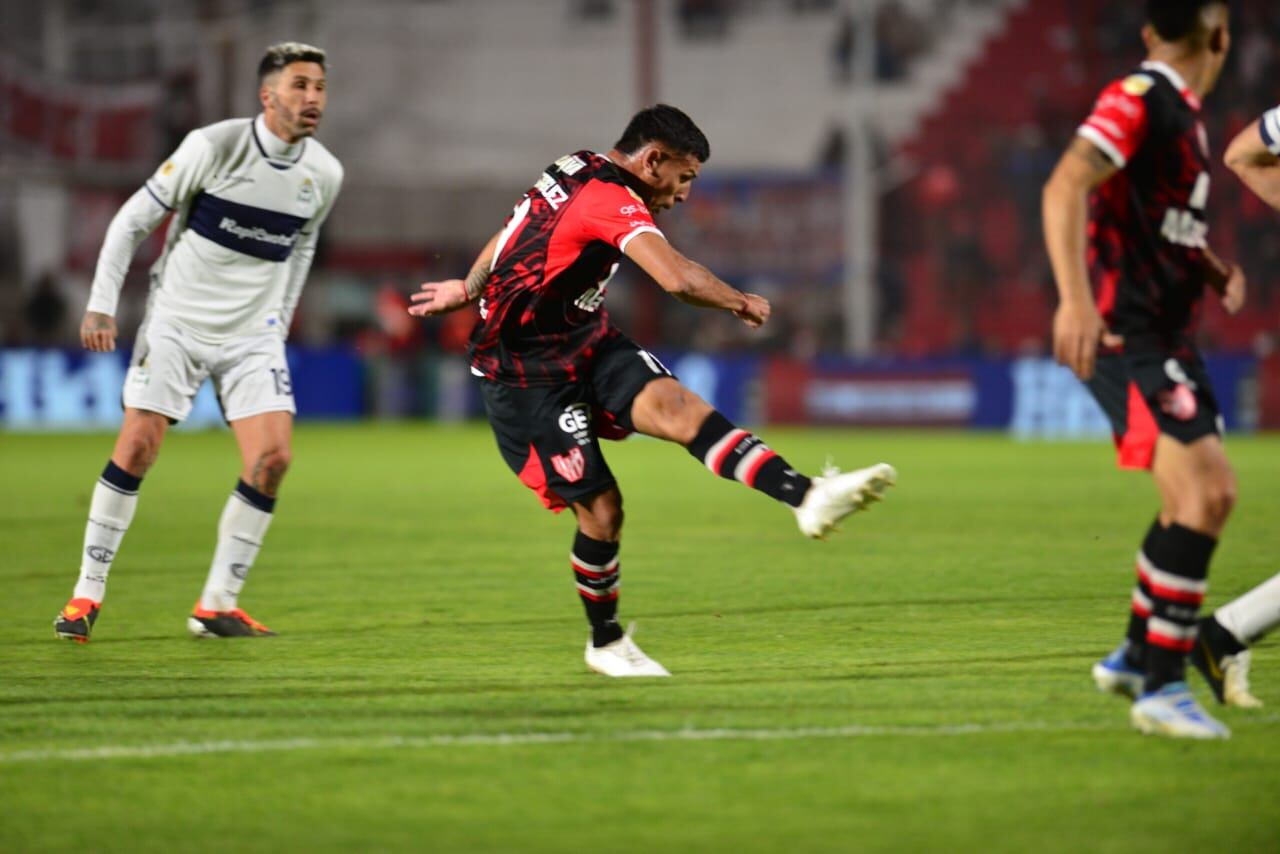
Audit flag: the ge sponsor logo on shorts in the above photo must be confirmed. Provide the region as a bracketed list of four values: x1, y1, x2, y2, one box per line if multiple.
[558, 403, 592, 446]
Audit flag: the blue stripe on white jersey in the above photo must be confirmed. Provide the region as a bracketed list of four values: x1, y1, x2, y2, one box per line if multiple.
[186, 191, 309, 262]
[1261, 106, 1280, 155]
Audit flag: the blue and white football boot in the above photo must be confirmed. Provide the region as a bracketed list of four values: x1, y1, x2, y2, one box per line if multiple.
[1130, 682, 1230, 739]
[1091, 642, 1144, 699]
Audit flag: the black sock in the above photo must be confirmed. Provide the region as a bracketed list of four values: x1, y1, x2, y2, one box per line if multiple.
[686, 411, 811, 508]
[1123, 517, 1164, 669]
[1141, 523, 1216, 693]
[572, 531, 623, 647]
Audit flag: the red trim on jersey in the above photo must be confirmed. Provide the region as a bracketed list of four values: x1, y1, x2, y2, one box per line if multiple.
[518, 443, 569, 513]
[741, 449, 777, 487]
[1080, 79, 1150, 166]
[1116, 381, 1159, 470]
[1096, 268, 1121, 321]
[542, 179, 660, 284]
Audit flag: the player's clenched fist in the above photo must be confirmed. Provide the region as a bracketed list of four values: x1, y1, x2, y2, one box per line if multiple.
[735, 293, 770, 329]
[80, 311, 118, 352]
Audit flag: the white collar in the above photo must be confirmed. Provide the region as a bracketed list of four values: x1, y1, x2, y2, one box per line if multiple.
[255, 114, 304, 160]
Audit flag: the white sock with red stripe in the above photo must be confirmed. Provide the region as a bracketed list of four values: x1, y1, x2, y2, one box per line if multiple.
[687, 412, 810, 508]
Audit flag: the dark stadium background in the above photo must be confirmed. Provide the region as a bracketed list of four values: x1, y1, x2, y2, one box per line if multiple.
[1, 0, 1276, 430]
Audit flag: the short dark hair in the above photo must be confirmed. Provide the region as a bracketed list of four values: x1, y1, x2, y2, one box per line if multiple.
[614, 104, 710, 163]
[1146, 0, 1228, 43]
[258, 41, 327, 82]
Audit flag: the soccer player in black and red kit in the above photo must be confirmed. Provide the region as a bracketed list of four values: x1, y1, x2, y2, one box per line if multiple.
[1043, 0, 1243, 738]
[409, 105, 895, 677]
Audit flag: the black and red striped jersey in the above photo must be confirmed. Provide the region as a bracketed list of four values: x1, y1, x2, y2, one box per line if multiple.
[468, 151, 664, 387]
[1077, 61, 1211, 346]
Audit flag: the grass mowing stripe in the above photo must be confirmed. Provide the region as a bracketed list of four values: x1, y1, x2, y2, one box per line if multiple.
[5, 714, 1280, 763]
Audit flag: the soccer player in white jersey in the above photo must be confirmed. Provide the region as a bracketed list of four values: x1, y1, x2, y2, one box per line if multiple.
[1183, 104, 1280, 706]
[53, 42, 343, 641]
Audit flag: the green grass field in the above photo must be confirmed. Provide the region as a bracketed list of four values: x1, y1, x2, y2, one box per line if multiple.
[2, 424, 1277, 852]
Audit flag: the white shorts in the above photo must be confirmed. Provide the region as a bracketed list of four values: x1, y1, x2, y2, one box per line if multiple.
[123, 317, 296, 423]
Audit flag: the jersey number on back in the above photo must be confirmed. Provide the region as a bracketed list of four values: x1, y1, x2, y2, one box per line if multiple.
[1160, 172, 1208, 249]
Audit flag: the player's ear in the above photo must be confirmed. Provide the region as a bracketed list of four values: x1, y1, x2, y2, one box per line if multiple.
[641, 145, 665, 179]
[1208, 23, 1228, 55]
[1140, 23, 1157, 51]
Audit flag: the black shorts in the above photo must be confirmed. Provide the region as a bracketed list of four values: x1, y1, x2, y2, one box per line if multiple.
[1086, 345, 1223, 470]
[478, 331, 674, 512]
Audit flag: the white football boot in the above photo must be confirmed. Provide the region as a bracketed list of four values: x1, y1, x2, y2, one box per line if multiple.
[1130, 682, 1231, 739]
[585, 627, 670, 677]
[794, 462, 896, 539]
[1220, 650, 1263, 708]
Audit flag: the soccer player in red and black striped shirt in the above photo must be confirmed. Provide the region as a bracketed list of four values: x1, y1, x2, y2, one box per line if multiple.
[410, 105, 895, 677]
[1180, 103, 1280, 709]
[1043, 0, 1240, 738]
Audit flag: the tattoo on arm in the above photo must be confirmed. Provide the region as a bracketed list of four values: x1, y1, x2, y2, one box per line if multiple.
[1066, 136, 1118, 184]
[463, 263, 489, 301]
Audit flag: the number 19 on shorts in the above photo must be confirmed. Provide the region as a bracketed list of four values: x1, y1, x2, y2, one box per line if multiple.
[270, 367, 293, 396]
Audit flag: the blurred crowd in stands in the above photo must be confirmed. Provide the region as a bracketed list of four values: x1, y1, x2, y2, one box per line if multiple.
[4, 0, 1276, 369]
[884, 0, 1280, 357]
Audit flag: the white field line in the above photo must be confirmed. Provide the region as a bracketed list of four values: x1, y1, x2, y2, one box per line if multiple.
[3, 715, 1278, 764]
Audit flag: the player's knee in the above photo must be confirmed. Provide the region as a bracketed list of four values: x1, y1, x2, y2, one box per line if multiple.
[116, 430, 162, 475]
[582, 499, 624, 540]
[644, 383, 711, 444]
[251, 446, 292, 494]
[1203, 478, 1236, 524]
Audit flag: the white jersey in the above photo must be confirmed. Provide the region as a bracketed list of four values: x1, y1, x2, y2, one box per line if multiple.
[88, 114, 343, 340]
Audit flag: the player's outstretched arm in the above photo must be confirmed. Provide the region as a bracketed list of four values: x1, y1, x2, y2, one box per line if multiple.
[408, 230, 502, 317]
[623, 231, 769, 328]
[1225, 116, 1280, 211]
[1042, 136, 1121, 380]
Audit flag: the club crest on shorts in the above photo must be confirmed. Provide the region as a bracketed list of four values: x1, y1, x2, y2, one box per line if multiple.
[1157, 384, 1197, 421]
[550, 447, 586, 482]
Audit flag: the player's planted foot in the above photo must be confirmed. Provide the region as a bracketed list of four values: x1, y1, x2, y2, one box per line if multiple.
[794, 463, 896, 539]
[188, 603, 276, 638]
[1091, 642, 1145, 699]
[54, 598, 101, 643]
[1130, 681, 1230, 740]
[585, 627, 670, 677]
[1189, 617, 1262, 708]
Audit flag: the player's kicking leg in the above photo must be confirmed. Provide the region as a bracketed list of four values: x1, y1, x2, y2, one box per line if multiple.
[628, 378, 895, 538]
[188, 410, 291, 638]
[1189, 572, 1279, 708]
[1126, 434, 1235, 739]
[55, 409, 169, 642]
